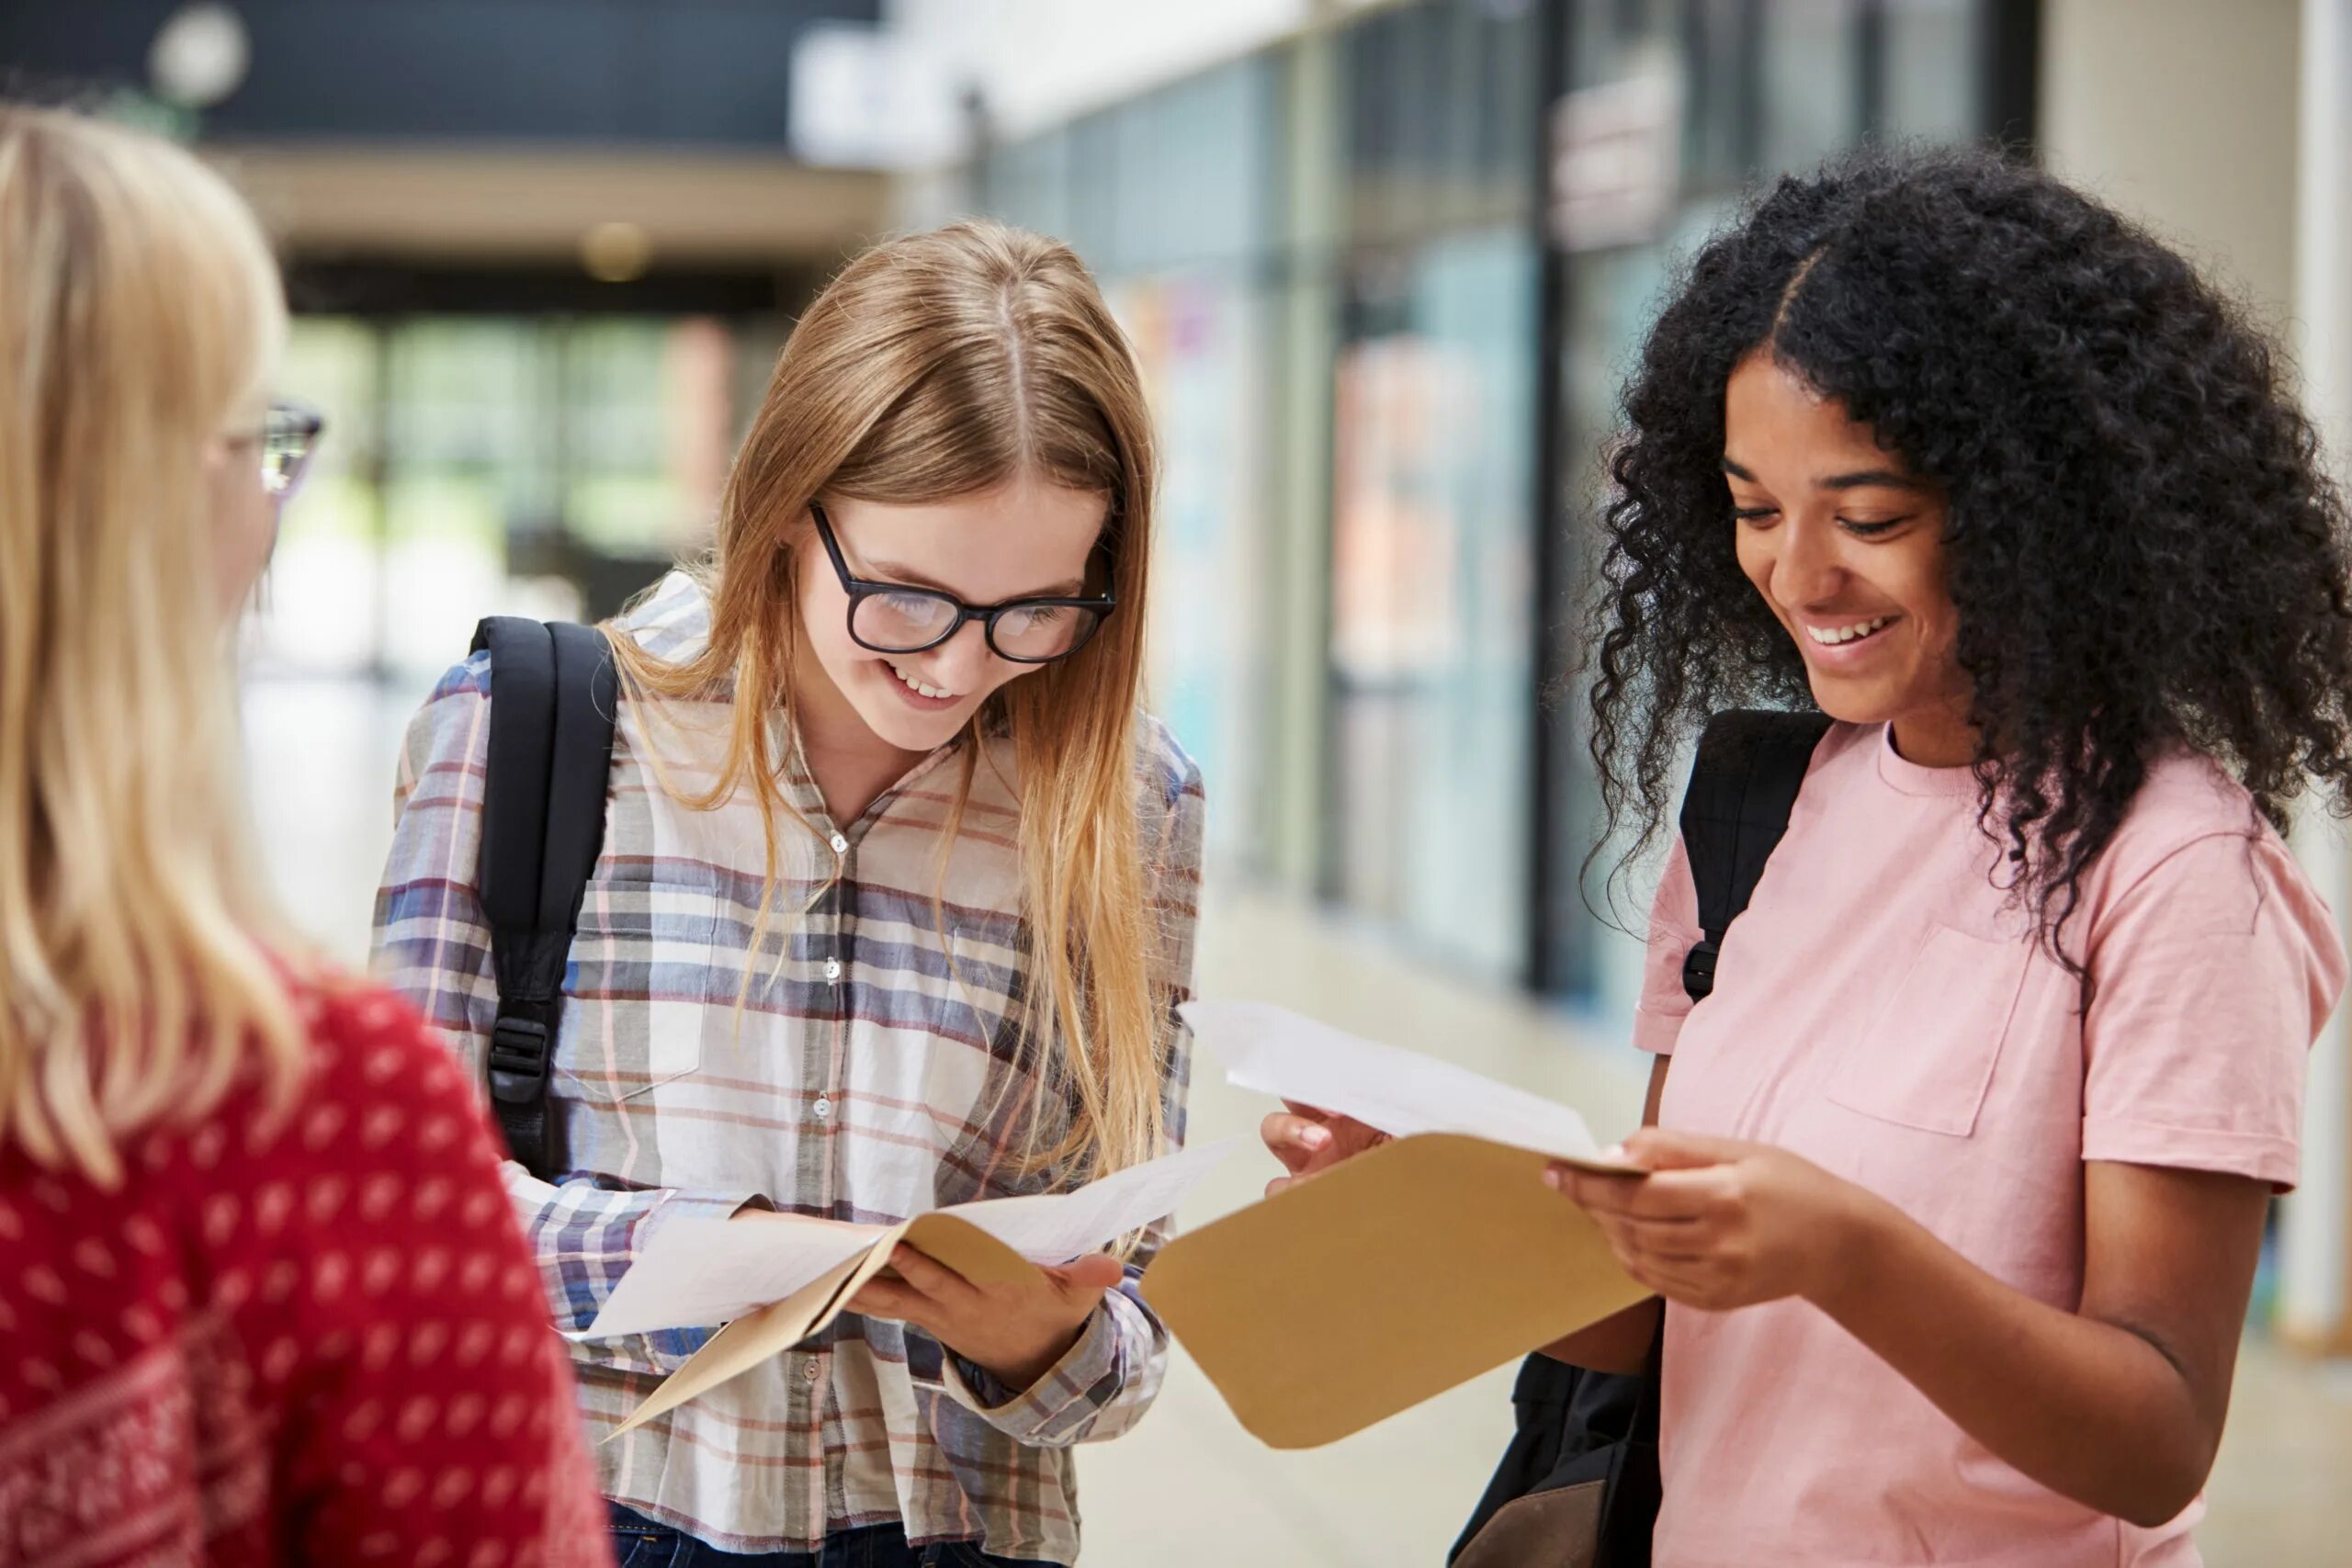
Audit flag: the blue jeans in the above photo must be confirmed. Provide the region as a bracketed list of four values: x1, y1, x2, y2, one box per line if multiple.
[605, 1504, 1058, 1568]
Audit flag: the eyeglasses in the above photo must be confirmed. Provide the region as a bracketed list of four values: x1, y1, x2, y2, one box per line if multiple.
[810, 502, 1115, 665]
[240, 400, 325, 499]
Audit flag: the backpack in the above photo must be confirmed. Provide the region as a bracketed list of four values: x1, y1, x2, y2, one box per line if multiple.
[469, 617, 619, 1181]
[1448, 709, 1833, 1568]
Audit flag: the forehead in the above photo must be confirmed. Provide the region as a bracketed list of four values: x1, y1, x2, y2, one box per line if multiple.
[1724, 354, 1899, 468]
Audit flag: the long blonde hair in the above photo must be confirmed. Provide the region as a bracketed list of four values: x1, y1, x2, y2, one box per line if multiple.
[0, 105, 305, 1187]
[611, 220, 1167, 1180]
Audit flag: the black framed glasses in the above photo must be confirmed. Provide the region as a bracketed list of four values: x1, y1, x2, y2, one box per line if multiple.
[810, 502, 1115, 665]
[255, 400, 325, 499]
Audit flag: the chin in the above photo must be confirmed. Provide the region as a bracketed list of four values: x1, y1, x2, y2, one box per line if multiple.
[1802, 675, 1905, 728]
[865, 711, 962, 752]
[855, 694, 972, 752]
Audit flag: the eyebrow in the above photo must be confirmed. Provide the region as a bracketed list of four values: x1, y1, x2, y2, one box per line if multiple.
[862, 558, 1088, 600]
[1722, 457, 1923, 491]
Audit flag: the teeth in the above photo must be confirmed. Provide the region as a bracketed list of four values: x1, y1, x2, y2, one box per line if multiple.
[1805, 615, 1894, 646]
[890, 664, 957, 701]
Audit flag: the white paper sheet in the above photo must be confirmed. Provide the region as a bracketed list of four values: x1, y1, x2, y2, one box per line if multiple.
[1179, 1000, 1625, 1167]
[583, 1136, 1242, 1338]
[584, 1213, 882, 1338]
[946, 1135, 1245, 1261]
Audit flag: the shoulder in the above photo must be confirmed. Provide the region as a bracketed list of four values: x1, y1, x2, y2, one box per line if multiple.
[424, 571, 716, 728]
[124, 971, 495, 1205]
[610, 569, 717, 665]
[400, 649, 494, 777]
[2096, 750, 2275, 894]
[415, 648, 493, 723]
[2081, 750, 2334, 957]
[286, 974, 489, 1137]
[1132, 709, 1204, 818]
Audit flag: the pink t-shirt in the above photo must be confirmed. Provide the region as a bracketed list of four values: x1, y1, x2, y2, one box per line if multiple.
[1636, 723, 2345, 1568]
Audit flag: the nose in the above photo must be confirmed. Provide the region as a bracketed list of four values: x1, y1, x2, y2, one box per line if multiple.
[1770, 512, 1847, 611]
[921, 620, 997, 693]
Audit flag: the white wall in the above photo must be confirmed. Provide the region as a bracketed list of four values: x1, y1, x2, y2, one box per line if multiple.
[2282, 0, 2352, 1352]
[2038, 0, 2301, 327]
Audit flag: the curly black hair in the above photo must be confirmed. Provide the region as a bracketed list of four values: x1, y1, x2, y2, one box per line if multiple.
[1586, 144, 2352, 976]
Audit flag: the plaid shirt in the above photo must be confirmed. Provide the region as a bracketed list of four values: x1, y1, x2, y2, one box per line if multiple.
[371, 573, 1204, 1562]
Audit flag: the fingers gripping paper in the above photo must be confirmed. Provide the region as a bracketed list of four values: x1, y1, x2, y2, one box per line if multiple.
[593, 1138, 1240, 1438]
[1143, 1004, 1651, 1450]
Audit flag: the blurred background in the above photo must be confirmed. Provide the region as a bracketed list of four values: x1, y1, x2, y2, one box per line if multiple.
[6, 0, 2348, 1560]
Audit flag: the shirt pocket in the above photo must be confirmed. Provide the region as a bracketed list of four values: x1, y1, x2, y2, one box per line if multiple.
[556, 876, 718, 1103]
[925, 926, 1055, 1201]
[1826, 924, 2030, 1137]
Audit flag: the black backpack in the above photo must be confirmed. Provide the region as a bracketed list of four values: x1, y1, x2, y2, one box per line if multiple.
[469, 617, 619, 1181]
[1449, 709, 1832, 1568]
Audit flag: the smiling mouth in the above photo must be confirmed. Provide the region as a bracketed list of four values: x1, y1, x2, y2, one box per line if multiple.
[887, 661, 961, 702]
[1804, 615, 1896, 648]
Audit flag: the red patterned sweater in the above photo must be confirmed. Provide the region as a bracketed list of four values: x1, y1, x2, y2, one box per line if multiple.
[0, 976, 614, 1568]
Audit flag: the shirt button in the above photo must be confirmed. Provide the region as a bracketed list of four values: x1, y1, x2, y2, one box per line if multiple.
[829, 832, 849, 855]
[812, 1096, 832, 1122]
[801, 1359, 821, 1383]
[823, 958, 842, 982]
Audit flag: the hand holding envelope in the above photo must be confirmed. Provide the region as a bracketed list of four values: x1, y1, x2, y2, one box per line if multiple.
[585, 1135, 1242, 1438]
[843, 1239, 1127, 1392]
[1258, 1102, 1389, 1197]
[1142, 1002, 1653, 1450]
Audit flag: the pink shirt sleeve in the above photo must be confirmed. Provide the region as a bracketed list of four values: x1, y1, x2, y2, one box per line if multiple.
[1634, 836, 1705, 1056]
[2081, 830, 2347, 1190]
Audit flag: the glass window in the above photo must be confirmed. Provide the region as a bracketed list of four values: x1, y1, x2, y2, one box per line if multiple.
[1680, 0, 1755, 195]
[1327, 231, 1538, 977]
[987, 130, 1074, 242]
[253, 313, 743, 682]
[1758, 0, 1864, 176]
[1883, 0, 1982, 143]
[1117, 274, 1276, 872]
[1343, 0, 1540, 245]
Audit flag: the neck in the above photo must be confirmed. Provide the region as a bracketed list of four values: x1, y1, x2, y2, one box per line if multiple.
[788, 629, 928, 826]
[1889, 703, 1978, 769]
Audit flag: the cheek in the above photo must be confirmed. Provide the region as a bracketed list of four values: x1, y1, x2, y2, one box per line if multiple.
[1894, 549, 1960, 649]
[797, 558, 860, 662]
[1734, 529, 1778, 604]
[208, 464, 277, 610]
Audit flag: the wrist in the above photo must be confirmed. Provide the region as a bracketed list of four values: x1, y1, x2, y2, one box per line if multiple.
[1802, 1179, 1904, 1317]
[975, 1314, 1091, 1394]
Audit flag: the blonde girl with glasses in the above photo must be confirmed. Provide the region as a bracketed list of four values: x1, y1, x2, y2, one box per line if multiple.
[0, 103, 611, 1568]
[375, 221, 1205, 1567]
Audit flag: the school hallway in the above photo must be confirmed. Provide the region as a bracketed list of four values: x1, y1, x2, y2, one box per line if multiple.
[251, 674, 2352, 1568]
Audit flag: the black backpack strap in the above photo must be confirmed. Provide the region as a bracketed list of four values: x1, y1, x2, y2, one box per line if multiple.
[1676, 709, 1834, 1002]
[470, 617, 619, 1179]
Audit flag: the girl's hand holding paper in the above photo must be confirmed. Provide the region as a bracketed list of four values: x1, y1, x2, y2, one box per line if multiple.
[1259, 1101, 1390, 1196]
[848, 1243, 1126, 1392]
[1548, 1126, 1883, 1312]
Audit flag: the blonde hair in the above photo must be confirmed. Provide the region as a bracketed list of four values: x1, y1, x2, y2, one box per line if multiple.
[0, 104, 305, 1187]
[612, 220, 1167, 1180]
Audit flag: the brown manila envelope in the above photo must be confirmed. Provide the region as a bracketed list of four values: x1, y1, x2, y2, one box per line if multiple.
[584, 1137, 1240, 1438]
[1140, 1002, 1652, 1450]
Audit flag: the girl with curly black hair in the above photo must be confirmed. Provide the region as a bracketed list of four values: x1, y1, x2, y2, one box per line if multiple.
[1525, 146, 2352, 1564]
